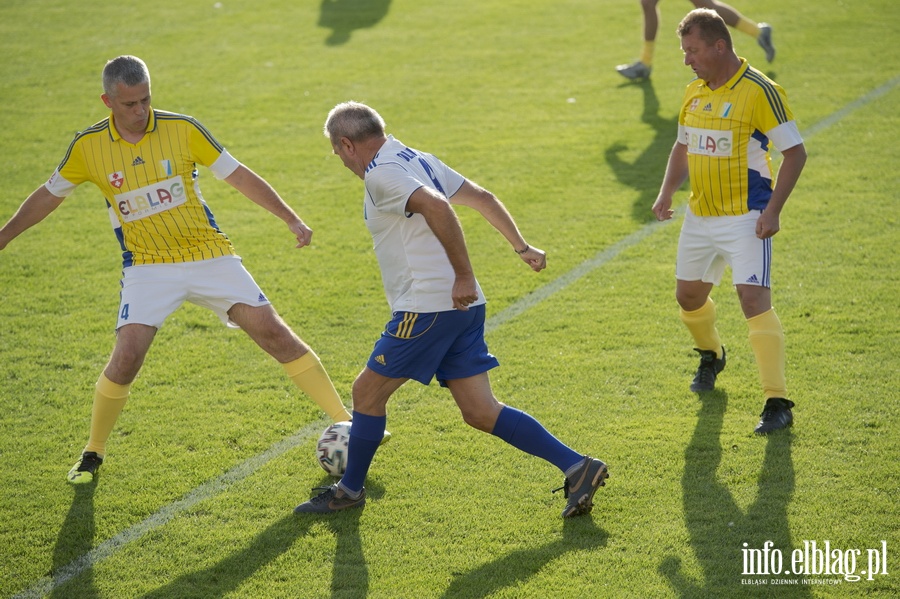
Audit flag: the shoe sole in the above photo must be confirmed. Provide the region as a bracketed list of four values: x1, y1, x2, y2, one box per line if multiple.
[754, 418, 793, 435]
[67, 470, 96, 484]
[615, 70, 650, 81]
[294, 498, 366, 514]
[562, 462, 609, 518]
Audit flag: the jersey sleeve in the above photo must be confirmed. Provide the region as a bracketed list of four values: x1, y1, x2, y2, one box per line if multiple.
[767, 121, 804, 152]
[753, 83, 794, 137]
[44, 169, 78, 197]
[47, 135, 91, 197]
[208, 149, 241, 179]
[365, 162, 425, 215]
[186, 117, 232, 172]
[436, 160, 466, 198]
[675, 86, 693, 145]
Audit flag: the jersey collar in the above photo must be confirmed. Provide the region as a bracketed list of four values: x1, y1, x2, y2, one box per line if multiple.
[108, 108, 157, 141]
[723, 58, 750, 90]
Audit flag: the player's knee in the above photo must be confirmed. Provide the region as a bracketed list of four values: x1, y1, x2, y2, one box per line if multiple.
[458, 403, 499, 432]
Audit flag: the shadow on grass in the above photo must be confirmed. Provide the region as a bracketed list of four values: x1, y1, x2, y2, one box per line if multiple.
[319, 0, 392, 46]
[659, 391, 809, 598]
[439, 516, 608, 598]
[138, 481, 384, 598]
[50, 484, 97, 599]
[604, 80, 679, 224]
[138, 514, 312, 599]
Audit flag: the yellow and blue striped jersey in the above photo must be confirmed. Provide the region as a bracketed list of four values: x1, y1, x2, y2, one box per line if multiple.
[678, 59, 803, 216]
[45, 109, 240, 266]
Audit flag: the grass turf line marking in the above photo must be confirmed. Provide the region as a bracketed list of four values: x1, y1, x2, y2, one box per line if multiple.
[486, 218, 672, 334]
[14, 419, 328, 599]
[13, 75, 899, 599]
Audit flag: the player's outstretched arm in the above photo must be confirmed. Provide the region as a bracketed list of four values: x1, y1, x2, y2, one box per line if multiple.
[0, 186, 65, 251]
[224, 165, 312, 249]
[449, 180, 546, 272]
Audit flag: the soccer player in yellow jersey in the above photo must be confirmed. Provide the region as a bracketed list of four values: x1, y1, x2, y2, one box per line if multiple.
[0, 55, 368, 484]
[616, 0, 775, 81]
[651, 10, 806, 434]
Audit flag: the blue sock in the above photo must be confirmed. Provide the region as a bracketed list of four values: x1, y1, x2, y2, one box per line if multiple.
[491, 406, 583, 473]
[339, 411, 385, 496]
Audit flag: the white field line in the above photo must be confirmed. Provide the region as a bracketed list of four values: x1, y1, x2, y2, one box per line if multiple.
[14, 74, 899, 599]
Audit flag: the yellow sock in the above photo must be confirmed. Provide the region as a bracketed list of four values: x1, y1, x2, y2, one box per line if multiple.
[83, 374, 130, 456]
[640, 41, 655, 67]
[283, 351, 352, 422]
[747, 308, 787, 399]
[680, 298, 723, 358]
[736, 17, 760, 38]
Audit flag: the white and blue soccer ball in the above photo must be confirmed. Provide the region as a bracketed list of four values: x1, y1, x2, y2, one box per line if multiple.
[316, 421, 351, 477]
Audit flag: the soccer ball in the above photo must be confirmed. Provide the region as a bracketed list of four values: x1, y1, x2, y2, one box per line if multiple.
[316, 421, 351, 477]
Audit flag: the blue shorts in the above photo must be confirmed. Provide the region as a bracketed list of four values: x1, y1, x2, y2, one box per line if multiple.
[366, 304, 499, 387]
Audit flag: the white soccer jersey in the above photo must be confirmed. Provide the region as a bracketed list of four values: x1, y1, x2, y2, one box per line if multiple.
[363, 136, 486, 313]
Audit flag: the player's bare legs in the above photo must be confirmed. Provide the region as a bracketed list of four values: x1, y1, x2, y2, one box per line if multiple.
[675, 279, 714, 313]
[104, 323, 157, 384]
[735, 284, 771, 319]
[616, 0, 660, 80]
[228, 302, 308, 362]
[350, 368, 406, 418]
[294, 368, 404, 512]
[68, 323, 157, 483]
[229, 302, 353, 422]
[642, 0, 660, 41]
[445, 372, 503, 432]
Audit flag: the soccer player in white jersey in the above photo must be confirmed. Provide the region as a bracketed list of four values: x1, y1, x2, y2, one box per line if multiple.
[651, 10, 807, 433]
[294, 102, 609, 517]
[0, 55, 367, 484]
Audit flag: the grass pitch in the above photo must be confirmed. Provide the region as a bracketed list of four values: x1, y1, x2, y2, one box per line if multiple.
[1, 1, 898, 597]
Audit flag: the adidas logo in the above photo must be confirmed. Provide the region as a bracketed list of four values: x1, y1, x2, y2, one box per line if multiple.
[132, 156, 145, 166]
[374, 355, 386, 366]
[702, 103, 713, 112]
[257, 293, 268, 302]
[746, 274, 760, 284]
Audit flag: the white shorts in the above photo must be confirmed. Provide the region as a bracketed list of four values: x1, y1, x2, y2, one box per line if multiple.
[116, 255, 270, 330]
[675, 208, 772, 287]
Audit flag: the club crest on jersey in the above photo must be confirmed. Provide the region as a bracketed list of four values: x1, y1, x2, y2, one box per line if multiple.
[108, 171, 125, 189]
[160, 159, 173, 177]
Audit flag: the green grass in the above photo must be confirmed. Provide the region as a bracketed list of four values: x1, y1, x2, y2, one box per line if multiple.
[1, 0, 898, 597]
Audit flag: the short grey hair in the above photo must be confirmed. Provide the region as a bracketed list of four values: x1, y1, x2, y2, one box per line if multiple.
[324, 101, 386, 144]
[102, 55, 150, 96]
[677, 8, 733, 50]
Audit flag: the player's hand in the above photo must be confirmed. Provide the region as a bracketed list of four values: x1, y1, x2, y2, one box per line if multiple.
[652, 195, 674, 221]
[451, 275, 479, 311]
[289, 220, 313, 248]
[517, 245, 547, 272]
[756, 211, 780, 239]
